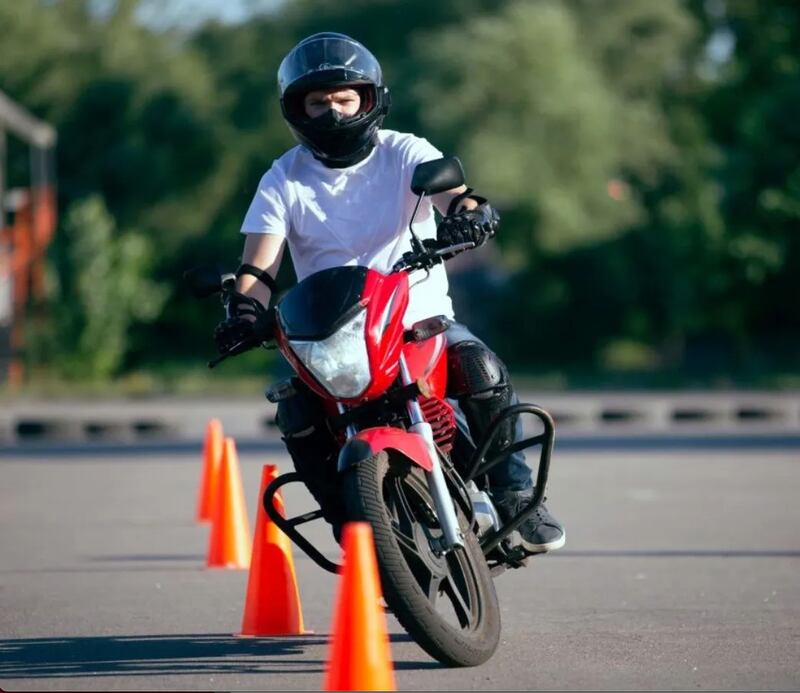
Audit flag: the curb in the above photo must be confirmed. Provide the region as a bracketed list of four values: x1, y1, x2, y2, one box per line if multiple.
[1, 391, 799, 444]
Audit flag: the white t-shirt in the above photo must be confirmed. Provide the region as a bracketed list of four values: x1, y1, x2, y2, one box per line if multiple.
[240, 129, 454, 326]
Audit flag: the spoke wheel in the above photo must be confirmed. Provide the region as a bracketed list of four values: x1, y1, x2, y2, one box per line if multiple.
[385, 472, 484, 631]
[344, 452, 500, 667]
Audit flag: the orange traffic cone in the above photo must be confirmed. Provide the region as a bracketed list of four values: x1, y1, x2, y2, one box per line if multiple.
[324, 522, 396, 692]
[197, 418, 223, 523]
[239, 464, 306, 635]
[207, 437, 251, 569]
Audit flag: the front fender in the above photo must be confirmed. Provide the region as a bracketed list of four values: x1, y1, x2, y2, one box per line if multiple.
[337, 426, 434, 473]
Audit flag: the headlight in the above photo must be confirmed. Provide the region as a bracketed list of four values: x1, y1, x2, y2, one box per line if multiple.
[289, 308, 371, 398]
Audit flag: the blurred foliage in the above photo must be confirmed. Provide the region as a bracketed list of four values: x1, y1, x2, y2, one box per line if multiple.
[415, 1, 640, 253]
[1, 0, 798, 390]
[26, 195, 167, 380]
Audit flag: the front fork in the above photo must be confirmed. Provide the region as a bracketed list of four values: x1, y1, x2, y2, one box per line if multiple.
[398, 354, 465, 551]
[336, 355, 464, 552]
[338, 354, 464, 552]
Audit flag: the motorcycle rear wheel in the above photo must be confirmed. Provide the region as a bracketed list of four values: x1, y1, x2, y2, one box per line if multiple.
[343, 451, 500, 667]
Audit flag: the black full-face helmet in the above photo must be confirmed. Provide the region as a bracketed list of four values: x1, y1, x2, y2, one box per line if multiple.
[278, 32, 391, 168]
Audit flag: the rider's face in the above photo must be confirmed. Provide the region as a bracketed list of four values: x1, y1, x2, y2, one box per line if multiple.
[303, 87, 361, 119]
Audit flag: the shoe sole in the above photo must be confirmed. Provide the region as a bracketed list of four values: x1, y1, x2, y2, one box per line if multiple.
[519, 530, 566, 554]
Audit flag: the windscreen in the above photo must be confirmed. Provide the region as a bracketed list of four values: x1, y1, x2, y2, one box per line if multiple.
[277, 266, 368, 340]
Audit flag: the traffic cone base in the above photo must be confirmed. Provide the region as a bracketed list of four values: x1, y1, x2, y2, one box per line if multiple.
[324, 522, 396, 692]
[239, 464, 308, 636]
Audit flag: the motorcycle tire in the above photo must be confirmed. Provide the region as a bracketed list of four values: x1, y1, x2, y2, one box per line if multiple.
[343, 450, 500, 667]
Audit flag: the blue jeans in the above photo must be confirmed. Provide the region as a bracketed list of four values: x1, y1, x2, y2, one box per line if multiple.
[444, 322, 533, 492]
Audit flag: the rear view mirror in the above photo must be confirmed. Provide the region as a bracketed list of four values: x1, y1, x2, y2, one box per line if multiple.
[183, 264, 223, 298]
[411, 157, 466, 196]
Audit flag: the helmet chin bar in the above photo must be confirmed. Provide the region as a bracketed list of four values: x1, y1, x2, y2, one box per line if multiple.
[285, 101, 388, 168]
[309, 132, 379, 169]
[303, 107, 371, 133]
[315, 145, 375, 169]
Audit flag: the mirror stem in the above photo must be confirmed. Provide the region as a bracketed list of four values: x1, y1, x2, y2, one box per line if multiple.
[407, 192, 425, 254]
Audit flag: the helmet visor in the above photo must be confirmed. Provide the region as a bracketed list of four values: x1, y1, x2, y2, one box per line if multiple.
[278, 34, 383, 95]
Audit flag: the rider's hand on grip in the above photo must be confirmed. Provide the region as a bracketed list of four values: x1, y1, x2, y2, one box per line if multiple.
[436, 201, 499, 252]
[214, 309, 275, 355]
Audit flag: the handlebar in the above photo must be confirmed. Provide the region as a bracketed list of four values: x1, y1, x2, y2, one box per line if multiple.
[199, 236, 475, 367]
[392, 240, 476, 273]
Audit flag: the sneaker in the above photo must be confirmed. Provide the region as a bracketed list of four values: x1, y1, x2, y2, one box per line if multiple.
[492, 488, 565, 553]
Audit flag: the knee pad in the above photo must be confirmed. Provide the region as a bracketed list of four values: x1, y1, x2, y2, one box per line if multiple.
[447, 341, 508, 398]
[447, 342, 516, 453]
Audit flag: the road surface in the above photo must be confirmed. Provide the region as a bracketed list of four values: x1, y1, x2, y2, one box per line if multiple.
[1, 440, 799, 690]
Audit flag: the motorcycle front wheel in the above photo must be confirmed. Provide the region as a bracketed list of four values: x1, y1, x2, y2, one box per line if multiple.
[343, 451, 500, 667]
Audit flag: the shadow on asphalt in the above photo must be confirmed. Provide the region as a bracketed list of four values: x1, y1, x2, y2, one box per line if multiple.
[0, 634, 326, 678]
[551, 549, 800, 558]
[86, 553, 207, 562]
[0, 633, 440, 679]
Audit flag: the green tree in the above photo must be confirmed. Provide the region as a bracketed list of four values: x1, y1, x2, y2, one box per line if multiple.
[567, 0, 727, 372]
[1, 1, 233, 373]
[414, 1, 647, 256]
[6, 0, 797, 386]
[1, 1, 223, 229]
[697, 0, 800, 365]
[33, 195, 167, 380]
[409, 0, 708, 368]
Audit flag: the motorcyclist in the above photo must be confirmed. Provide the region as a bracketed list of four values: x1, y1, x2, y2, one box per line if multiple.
[215, 32, 565, 553]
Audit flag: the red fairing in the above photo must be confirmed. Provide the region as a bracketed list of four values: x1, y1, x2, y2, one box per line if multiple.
[275, 268, 411, 404]
[353, 427, 433, 472]
[358, 269, 409, 403]
[400, 333, 448, 399]
[274, 266, 449, 407]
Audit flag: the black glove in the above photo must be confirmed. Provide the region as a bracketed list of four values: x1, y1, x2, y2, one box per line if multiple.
[214, 309, 274, 355]
[436, 199, 500, 250]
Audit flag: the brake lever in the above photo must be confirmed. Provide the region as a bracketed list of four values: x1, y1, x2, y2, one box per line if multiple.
[392, 253, 415, 272]
[433, 241, 476, 256]
[393, 239, 479, 273]
[207, 336, 260, 369]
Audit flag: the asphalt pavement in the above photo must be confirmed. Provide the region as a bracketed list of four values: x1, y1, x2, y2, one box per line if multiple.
[1, 441, 799, 690]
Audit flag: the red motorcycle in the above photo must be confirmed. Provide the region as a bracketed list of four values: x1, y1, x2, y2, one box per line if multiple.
[187, 157, 555, 667]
